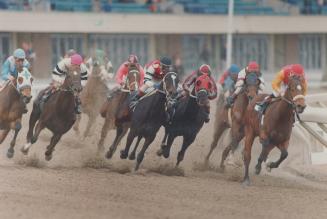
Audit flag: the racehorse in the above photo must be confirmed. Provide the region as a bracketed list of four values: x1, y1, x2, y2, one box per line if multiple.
[205, 73, 260, 167]
[119, 72, 179, 171]
[242, 75, 306, 185]
[156, 73, 212, 166]
[101, 65, 141, 156]
[0, 67, 33, 158]
[21, 70, 82, 160]
[73, 60, 109, 138]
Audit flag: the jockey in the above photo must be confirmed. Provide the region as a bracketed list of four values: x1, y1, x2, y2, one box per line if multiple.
[41, 53, 88, 114]
[115, 54, 144, 87]
[1, 48, 30, 86]
[226, 61, 265, 107]
[218, 64, 240, 95]
[107, 54, 144, 99]
[130, 56, 172, 104]
[182, 64, 218, 123]
[255, 64, 307, 113]
[86, 49, 114, 89]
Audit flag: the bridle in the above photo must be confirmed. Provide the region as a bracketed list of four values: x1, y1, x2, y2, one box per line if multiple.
[121, 69, 139, 93]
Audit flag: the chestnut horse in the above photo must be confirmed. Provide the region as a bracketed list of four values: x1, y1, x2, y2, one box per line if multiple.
[98, 65, 140, 155]
[73, 60, 109, 138]
[0, 67, 33, 158]
[205, 73, 260, 166]
[21, 70, 82, 160]
[242, 75, 306, 185]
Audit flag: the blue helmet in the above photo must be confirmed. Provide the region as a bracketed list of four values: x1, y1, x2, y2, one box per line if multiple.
[13, 48, 26, 59]
[160, 56, 172, 66]
[228, 64, 240, 75]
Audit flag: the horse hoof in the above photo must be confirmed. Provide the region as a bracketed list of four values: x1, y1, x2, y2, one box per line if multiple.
[242, 178, 250, 186]
[162, 149, 170, 159]
[128, 153, 136, 160]
[266, 162, 272, 172]
[105, 150, 114, 159]
[156, 149, 163, 157]
[20, 146, 29, 155]
[6, 149, 14, 159]
[134, 163, 140, 171]
[31, 137, 37, 144]
[120, 150, 128, 159]
[45, 154, 52, 161]
[255, 166, 262, 175]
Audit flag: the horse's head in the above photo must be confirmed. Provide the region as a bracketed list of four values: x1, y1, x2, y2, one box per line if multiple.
[17, 67, 33, 104]
[90, 59, 102, 76]
[63, 70, 82, 94]
[286, 75, 306, 113]
[162, 71, 179, 97]
[194, 74, 212, 107]
[244, 72, 260, 101]
[124, 65, 140, 92]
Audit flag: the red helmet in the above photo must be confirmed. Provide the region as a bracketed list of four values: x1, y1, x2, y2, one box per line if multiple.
[246, 61, 260, 72]
[290, 64, 304, 76]
[128, 54, 138, 64]
[199, 64, 212, 75]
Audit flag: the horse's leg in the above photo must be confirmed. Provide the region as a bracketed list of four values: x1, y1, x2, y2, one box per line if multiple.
[120, 129, 137, 159]
[21, 104, 40, 154]
[7, 120, 22, 158]
[242, 128, 255, 186]
[73, 114, 82, 135]
[162, 134, 176, 159]
[31, 120, 45, 144]
[266, 141, 289, 171]
[129, 135, 142, 160]
[106, 124, 128, 159]
[135, 134, 156, 171]
[45, 134, 62, 161]
[220, 123, 244, 169]
[156, 130, 168, 157]
[83, 113, 96, 139]
[176, 135, 195, 167]
[0, 129, 10, 144]
[255, 144, 274, 175]
[97, 118, 111, 153]
[205, 121, 227, 165]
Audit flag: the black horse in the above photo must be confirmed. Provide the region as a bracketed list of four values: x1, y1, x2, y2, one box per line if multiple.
[119, 72, 179, 171]
[157, 74, 211, 166]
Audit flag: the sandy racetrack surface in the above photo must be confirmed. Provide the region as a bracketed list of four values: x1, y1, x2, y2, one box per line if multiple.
[1, 100, 327, 219]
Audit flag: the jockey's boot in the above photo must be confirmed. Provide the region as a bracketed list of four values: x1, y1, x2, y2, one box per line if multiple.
[75, 96, 82, 114]
[255, 94, 273, 113]
[23, 103, 28, 114]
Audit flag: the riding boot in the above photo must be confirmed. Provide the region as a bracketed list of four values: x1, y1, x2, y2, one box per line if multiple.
[23, 103, 28, 114]
[255, 94, 273, 113]
[75, 96, 82, 114]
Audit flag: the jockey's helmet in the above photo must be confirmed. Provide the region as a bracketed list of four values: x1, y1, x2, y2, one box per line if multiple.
[246, 61, 260, 73]
[71, 54, 83, 66]
[290, 64, 304, 76]
[13, 48, 26, 59]
[128, 54, 139, 64]
[199, 64, 212, 76]
[228, 64, 240, 75]
[160, 56, 172, 67]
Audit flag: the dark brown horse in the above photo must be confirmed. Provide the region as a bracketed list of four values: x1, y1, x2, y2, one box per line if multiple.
[0, 68, 33, 158]
[21, 70, 82, 160]
[205, 73, 260, 167]
[242, 75, 306, 185]
[119, 72, 179, 171]
[99, 65, 140, 155]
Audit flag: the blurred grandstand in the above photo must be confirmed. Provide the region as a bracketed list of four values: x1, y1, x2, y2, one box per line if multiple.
[0, 0, 326, 85]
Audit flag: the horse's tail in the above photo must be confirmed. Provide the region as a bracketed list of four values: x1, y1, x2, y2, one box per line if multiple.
[100, 100, 109, 118]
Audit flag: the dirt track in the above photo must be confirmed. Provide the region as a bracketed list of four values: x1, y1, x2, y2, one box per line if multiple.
[1, 100, 327, 219]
